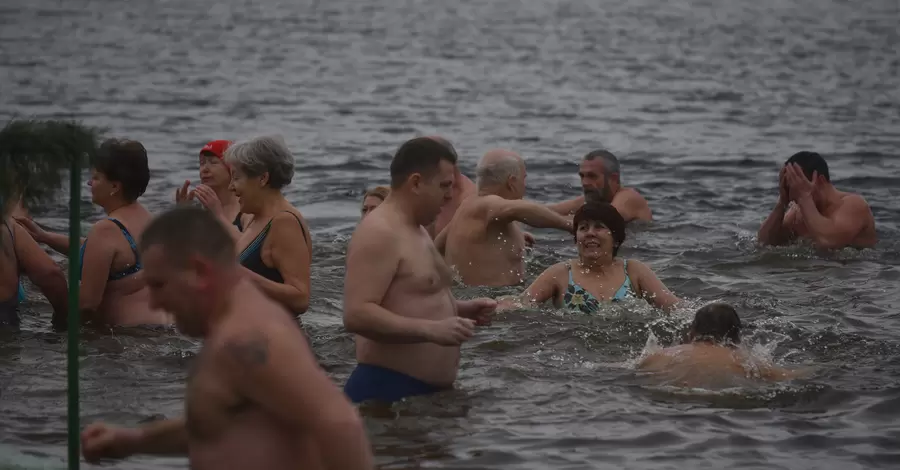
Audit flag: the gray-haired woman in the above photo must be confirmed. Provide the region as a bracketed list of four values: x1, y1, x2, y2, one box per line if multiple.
[222, 135, 312, 316]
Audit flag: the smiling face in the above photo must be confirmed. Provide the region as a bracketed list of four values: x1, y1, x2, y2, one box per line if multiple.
[228, 165, 268, 214]
[199, 152, 231, 190]
[575, 219, 616, 261]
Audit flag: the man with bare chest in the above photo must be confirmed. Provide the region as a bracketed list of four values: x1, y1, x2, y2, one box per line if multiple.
[436, 149, 573, 287]
[343, 137, 497, 404]
[757, 151, 877, 250]
[81, 207, 372, 470]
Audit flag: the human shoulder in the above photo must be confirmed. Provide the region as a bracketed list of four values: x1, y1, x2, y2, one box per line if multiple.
[838, 192, 871, 212]
[86, 218, 122, 239]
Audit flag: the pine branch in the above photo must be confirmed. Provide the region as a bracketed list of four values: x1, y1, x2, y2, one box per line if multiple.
[0, 118, 102, 219]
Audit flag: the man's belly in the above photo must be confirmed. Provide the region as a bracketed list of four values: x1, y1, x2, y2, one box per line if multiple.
[189, 413, 319, 470]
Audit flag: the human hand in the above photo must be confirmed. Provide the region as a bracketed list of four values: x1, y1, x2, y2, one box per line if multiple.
[778, 166, 790, 205]
[425, 317, 476, 346]
[13, 216, 47, 243]
[523, 232, 536, 247]
[175, 180, 194, 204]
[192, 184, 224, 218]
[81, 422, 142, 463]
[458, 297, 497, 326]
[784, 163, 815, 202]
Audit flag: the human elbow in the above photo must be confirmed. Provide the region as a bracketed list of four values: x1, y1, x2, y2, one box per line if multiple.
[290, 285, 310, 315]
[32, 264, 68, 300]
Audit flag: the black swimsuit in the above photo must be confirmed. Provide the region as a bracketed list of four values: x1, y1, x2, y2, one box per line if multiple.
[238, 212, 307, 284]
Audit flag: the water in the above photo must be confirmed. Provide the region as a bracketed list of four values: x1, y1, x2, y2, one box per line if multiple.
[2, 0, 899, 468]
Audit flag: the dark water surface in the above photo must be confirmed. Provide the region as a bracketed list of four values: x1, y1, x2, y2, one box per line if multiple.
[2, 0, 900, 468]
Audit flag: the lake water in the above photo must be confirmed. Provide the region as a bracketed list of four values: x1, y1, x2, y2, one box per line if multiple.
[1, 0, 899, 468]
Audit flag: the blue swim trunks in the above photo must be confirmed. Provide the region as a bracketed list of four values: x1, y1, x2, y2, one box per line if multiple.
[343, 363, 449, 404]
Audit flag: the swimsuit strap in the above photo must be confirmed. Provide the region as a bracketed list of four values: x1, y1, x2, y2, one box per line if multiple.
[107, 218, 141, 265]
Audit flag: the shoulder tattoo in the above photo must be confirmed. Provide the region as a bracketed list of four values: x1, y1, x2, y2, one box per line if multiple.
[224, 330, 269, 368]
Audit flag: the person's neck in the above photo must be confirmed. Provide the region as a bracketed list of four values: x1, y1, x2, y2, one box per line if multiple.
[384, 192, 426, 228]
[817, 184, 842, 212]
[202, 269, 240, 332]
[576, 256, 616, 274]
[103, 199, 133, 216]
[246, 190, 286, 219]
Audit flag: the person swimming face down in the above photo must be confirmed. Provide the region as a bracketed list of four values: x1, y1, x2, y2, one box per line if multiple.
[688, 302, 742, 346]
[572, 202, 626, 265]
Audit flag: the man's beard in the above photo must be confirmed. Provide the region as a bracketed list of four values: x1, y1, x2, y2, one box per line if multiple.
[584, 187, 610, 203]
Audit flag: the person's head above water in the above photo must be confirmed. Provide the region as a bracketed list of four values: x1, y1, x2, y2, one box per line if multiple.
[198, 139, 233, 191]
[360, 185, 390, 219]
[224, 135, 295, 214]
[785, 151, 830, 183]
[579, 149, 621, 204]
[389, 137, 458, 226]
[475, 149, 526, 200]
[689, 303, 742, 346]
[140, 206, 237, 338]
[572, 202, 627, 262]
[89, 138, 151, 210]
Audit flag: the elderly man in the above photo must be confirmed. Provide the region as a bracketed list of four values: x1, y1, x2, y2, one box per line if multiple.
[757, 151, 876, 249]
[436, 149, 573, 287]
[550, 149, 651, 223]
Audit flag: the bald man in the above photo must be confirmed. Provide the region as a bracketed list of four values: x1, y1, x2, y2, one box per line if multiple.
[436, 150, 573, 287]
[550, 150, 651, 222]
[423, 136, 478, 238]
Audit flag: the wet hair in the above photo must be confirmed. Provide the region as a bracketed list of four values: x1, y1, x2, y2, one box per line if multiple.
[140, 206, 236, 268]
[389, 137, 458, 189]
[224, 135, 295, 190]
[785, 151, 829, 182]
[583, 149, 620, 175]
[92, 139, 150, 202]
[363, 186, 390, 202]
[690, 303, 742, 345]
[572, 202, 626, 256]
[476, 154, 522, 188]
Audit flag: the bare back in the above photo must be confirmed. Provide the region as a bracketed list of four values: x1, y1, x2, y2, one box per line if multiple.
[638, 343, 794, 388]
[187, 281, 336, 470]
[352, 204, 461, 386]
[444, 196, 527, 287]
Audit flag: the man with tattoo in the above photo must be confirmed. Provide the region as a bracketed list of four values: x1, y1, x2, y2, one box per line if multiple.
[342, 137, 497, 404]
[81, 206, 373, 470]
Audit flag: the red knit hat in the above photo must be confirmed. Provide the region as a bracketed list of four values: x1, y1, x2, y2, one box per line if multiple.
[199, 140, 232, 159]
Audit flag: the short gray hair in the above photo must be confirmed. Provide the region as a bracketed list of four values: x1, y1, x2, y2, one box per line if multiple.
[224, 135, 295, 189]
[584, 149, 620, 175]
[476, 158, 522, 188]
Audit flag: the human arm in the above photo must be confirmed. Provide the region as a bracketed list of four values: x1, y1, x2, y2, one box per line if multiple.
[455, 297, 497, 326]
[628, 259, 680, 312]
[785, 164, 869, 249]
[757, 167, 796, 246]
[243, 213, 311, 314]
[79, 221, 123, 321]
[14, 217, 84, 256]
[81, 418, 188, 462]
[12, 223, 68, 329]
[434, 224, 449, 255]
[485, 196, 573, 232]
[221, 328, 374, 470]
[547, 196, 584, 216]
[192, 185, 243, 240]
[496, 263, 564, 312]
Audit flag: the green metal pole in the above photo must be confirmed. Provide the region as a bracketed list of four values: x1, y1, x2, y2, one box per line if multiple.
[67, 158, 81, 470]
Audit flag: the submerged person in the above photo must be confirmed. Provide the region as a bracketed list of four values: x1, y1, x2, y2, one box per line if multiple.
[81, 206, 373, 470]
[343, 137, 497, 404]
[360, 186, 389, 219]
[437, 149, 572, 287]
[1, 210, 68, 329]
[550, 149, 652, 222]
[498, 202, 679, 313]
[757, 151, 876, 250]
[225, 136, 312, 316]
[16, 139, 170, 326]
[637, 303, 799, 387]
[175, 139, 243, 231]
